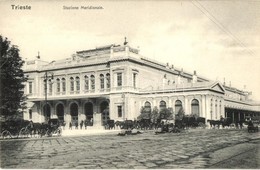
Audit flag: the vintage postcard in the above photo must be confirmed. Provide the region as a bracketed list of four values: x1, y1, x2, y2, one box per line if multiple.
[0, 0, 259, 169]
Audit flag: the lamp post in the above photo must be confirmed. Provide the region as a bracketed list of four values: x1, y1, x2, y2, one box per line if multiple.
[43, 71, 54, 123]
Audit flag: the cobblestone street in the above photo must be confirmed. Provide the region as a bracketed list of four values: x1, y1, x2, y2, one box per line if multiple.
[1, 128, 259, 169]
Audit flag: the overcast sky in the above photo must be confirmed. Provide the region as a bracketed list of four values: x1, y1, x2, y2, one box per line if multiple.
[1, 0, 260, 101]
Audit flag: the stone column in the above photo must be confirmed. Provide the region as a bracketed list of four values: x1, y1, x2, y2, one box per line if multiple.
[93, 112, 103, 129]
[184, 96, 189, 114]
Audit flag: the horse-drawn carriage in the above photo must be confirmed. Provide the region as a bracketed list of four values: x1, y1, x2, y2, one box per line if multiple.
[246, 117, 259, 133]
[1, 119, 62, 138]
[105, 120, 115, 130]
[40, 119, 62, 137]
[0, 119, 33, 139]
[175, 115, 206, 129]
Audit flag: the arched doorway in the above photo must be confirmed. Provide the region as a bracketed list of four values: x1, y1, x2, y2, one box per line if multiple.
[100, 101, 109, 125]
[85, 102, 93, 121]
[43, 104, 51, 123]
[70, 103, 78, 125]
[56, 103, 64, 122]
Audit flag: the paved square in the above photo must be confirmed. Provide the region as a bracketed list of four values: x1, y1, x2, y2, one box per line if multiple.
[1, 129, 259, 169]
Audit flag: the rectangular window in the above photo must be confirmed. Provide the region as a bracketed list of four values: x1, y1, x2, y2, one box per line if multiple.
[133, 73, 137, 88]
[85, 79, 89, 90]
[62, 81, 66, 92]
[100, 79, 104, 89]
[29, 82, 32, 94]
[44, 81, 47, 94]
[29, 109, 32, 119]
[70, 81, 74, 91]
[117, 73, 122, 87]
[57, 82, 60, 93]
[76, 80, 80, 91]
[106, 78, 110, 89]
[49, 83, 52, 94]
[117, 106, 122, 117]
[91, 77, 95, 90]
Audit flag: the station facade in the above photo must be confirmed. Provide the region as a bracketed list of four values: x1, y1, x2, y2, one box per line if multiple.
[23, 43, 260, 126]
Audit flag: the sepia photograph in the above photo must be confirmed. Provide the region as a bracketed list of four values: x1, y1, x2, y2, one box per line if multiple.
[0, 0, 259, 169]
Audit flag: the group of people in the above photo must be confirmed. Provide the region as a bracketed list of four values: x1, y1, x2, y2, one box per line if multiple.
[68, 118, 93, 130]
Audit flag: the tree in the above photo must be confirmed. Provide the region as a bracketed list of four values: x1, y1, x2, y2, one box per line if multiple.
[159, 107, 174, 120]
[137, 106, 151, 120]
[0, 35, 27, 120]
[175, 106, 185, 120]
[151, 106, 160, 123]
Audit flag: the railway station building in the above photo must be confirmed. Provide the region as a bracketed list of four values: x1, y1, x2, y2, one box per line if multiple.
[22, 42, 260, 126]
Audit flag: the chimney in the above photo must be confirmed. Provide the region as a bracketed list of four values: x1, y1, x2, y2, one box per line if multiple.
[223, 78, 226, 86]
[36, 51, 40, 59]
[192, 70, 197, 83]
[166, 63, 169, 68]
[229, 81, 231, 87]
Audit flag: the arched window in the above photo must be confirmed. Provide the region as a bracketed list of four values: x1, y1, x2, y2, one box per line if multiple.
[56, 103, 64, 121]
[159, 100, 167, 110]
[43, 104, 51, 122]
[43, 79, 47, 94]
[100, 74, 104, 89]
[62, 78, 66, 93]
[215, 100, 218, 119]
[85, 102, 93, 120]
[210, 99, 213, 119]
[70, 77, 74, 92]
[56, 78, 60, 93]
[84, 75, 89, 91]
[219, 101, 222, 117]
[191, 99, 199, 116]
[106, 73, 110, 89]
[100, 101, 109, 125]
[91, 75, 95, 90]
[48, 79, 52, 94]
[76, 76, 80, 91]
[70, 103, 78, 124]
[144, 101, 151, 113]
[175, 100, 182, 114]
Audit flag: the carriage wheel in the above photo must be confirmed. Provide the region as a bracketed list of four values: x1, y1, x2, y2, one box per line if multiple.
[58, 128, 62, 136]
[46, 130, 52, 137]
[198, 122, 206, 129]
[1, 130, 11, 139]
[19, 128, 30, 138]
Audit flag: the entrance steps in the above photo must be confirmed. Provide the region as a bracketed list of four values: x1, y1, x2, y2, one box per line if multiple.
[61, 128, 121, 137]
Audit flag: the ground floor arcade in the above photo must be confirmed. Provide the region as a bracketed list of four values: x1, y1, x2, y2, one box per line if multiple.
[24, 92, 260, 126]
[28, 97, 110, 126]
[225, 107, 260, 123]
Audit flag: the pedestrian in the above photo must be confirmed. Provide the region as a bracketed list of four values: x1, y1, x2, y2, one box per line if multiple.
[84, 120, 88, 129]
[63, 121, 66, 130]
[69, 122, 72, 130]
[75, 121, 78, 129]
[80, 120, 83, 129]
[90, 118, 93, 126]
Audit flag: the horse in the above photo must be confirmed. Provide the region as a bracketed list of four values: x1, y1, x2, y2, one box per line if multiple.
[207, 120, 221, 129]
[105, 120, 115, 130]
[114, 121, 125, 129]
[137, 119, 151, 130]
[220, 117, 232, 129]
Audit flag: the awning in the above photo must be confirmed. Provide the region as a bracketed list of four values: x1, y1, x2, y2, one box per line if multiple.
[27, 102, 35, 108]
